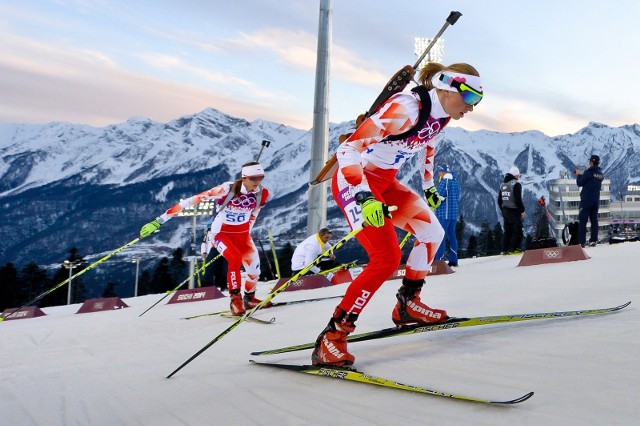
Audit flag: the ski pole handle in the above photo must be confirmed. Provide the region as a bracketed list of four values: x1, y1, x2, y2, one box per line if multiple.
[255, 139, 271, 162]
[412, 11, 462, 70]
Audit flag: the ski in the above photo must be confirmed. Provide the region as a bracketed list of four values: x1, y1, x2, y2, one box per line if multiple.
[250, 360, 533, 405]
[251, 301, 631, 356]
[181, 295, 343, 320]
[219, 312, 275, 324]
[319, 260, 358, 276]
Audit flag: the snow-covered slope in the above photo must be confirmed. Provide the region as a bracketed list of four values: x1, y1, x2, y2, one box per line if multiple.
[1, 242, 637, 425]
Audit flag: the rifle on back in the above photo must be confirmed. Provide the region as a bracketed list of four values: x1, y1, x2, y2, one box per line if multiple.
[310, 11, 462, 186]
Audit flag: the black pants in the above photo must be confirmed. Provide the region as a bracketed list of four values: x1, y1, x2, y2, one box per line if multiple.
[502, 208, 523, 253]
[578, 202, 599, 245]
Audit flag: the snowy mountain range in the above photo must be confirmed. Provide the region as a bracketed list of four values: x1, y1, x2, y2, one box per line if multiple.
[1, 108, 639, 268]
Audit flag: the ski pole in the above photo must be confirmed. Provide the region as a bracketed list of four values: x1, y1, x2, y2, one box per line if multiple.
[166, 227, 363, 378]
[319, 260, 357, 275]
[399, 232, 413, 249]
[1, 237, 140, 322]
[268, 229, 280, 279]
[194, 257, 203, 288]
[256, 237, 276, 280]
[139, 253, 221, 317]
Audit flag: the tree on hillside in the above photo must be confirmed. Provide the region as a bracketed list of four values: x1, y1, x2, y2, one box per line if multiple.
[0, 263, 19, 310]
[39, 248, 89, 306]
[493, 222, 504, 255]
[456, 215, 466, 258]
[102, 282, 118, 298]
[278, 242, 294, 279]
[477, 222, 492, 257]
[42, 267, 71, 307]
[137, 270, 153, 296]
[169, 248, 187, 285]
[258, 245, 276, 281]
[23, 264, 45, 301]
[466, 235, 478, 258]
[151, 257, 174, 293]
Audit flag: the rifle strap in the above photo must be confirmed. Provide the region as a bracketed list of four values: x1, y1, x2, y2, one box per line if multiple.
[385, 86, 432, 141]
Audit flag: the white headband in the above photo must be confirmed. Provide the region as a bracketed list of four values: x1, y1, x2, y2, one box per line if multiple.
[432, 71, 483, 93]
[242, 164, 264, 177]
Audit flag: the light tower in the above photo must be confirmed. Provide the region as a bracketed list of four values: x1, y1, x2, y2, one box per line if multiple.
[414, 37, 444, 69]
[176, 200, 217, 289]
[307, 0, 332, 235]
[63, 259, 82, 305]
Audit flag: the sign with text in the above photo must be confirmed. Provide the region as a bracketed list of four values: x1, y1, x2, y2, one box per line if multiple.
[1, 306, 46, 321]
[167, 287, 225, 304]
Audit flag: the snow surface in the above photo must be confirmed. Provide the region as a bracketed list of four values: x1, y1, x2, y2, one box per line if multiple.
[1, 242, 638, 425]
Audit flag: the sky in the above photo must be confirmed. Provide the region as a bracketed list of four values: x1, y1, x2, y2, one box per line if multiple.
[1, 241, 638, 425]
[1, 0, 638, 137]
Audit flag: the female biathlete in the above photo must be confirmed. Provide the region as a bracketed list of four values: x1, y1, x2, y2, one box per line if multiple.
[313, 63, 484, 367]
[139, 161, 270, 315]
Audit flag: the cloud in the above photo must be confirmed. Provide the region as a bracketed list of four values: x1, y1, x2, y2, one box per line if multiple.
[0, 31, 311, 129]
[221, 27, 389, 87]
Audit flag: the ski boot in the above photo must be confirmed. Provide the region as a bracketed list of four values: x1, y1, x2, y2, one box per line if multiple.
[392, 278, 447, 326]
[312, 307, 358, 368]
[243, 291, 272, 310]
[229, 289, 246, 316]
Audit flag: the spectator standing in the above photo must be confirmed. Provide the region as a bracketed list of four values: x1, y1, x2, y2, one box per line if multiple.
[498, 165, 526, 253]
[576, 154, 604, 247]
[434, 164, 461, 266]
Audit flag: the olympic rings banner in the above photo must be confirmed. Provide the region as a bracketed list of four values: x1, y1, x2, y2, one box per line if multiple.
[518, 246, 590, 267]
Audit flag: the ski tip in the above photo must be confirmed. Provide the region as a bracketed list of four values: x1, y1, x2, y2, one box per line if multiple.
[493, 391, 534, 405]
[609, 301, 632, 312]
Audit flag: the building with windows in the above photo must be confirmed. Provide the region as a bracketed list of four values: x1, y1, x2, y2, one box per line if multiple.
[609, 185, 640, 222]
[547, 170, 611, 242]
[607, 185, 640, 240]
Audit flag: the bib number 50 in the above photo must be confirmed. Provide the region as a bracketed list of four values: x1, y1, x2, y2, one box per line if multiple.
[225, 212, 247, 223]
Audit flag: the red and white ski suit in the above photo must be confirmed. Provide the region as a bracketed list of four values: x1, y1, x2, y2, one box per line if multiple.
[158, 182, 269, 292]
[333, 88, 450, 316]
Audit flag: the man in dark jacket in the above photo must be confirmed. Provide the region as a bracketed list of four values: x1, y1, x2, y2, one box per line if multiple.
[498, 166, 526, 253]
[576, 154, 604, 247]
